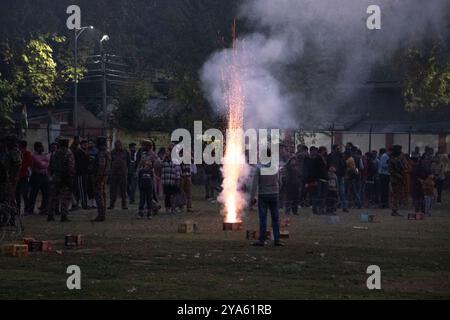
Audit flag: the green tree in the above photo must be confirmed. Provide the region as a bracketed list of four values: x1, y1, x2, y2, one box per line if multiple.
[402, 46, 450, 112]
[0, 76, 17, 123]
[16, 36, 69, 106]
[114, 80, 154, 130]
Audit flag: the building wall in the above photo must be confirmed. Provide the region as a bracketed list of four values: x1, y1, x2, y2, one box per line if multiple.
[410, 134, 439, 153]
[294, 131, 445, 155]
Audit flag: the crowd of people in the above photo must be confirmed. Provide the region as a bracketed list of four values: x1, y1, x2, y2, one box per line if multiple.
[277, 142, 449, 217]
[1, 134, 449, 228]
[0, 135, 200, 223]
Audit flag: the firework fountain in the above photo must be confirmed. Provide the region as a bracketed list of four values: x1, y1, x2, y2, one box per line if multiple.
[219, 21, 249, 229]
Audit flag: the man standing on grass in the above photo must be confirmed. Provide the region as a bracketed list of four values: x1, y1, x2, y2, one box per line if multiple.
[92, 137, 110, 222]
[389, 145, 405, 217]
[74, 140, 89, 210]
[127, 143, 138, 204]
[161, 151, 181, 214]
[251, 149, 283, 247]
[109, 140, 129, 210]
[47, 138, 75, 222]
[378, 148, 390, 209]
[327, 144, 348, 212]
[180, 151, 193, 213]
[16, 140, 32, 215]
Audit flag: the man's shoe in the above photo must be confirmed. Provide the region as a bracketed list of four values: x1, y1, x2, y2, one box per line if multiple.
[122, 207, 128, 210]
[187, 208, 194, 213]
[252, 241, 265, 247]
[60, 216, 71, 222]
[91, 216, 105, 222]
[343, 208, 349, 213]
[70, 205, 80, 212]
[47, 216, 55, 222]
[274, 241, 285, 247]
[391, 211, 403, 217]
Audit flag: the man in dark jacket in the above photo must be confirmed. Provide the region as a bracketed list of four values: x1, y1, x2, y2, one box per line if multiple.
[48, 138, 75, 222]
[389, 145, 405, 216]
[109, 140, 129, 210]
[92, 137, 110, 222]
[127, 143, 138, 204]
[311, 146, 328, 215]
[74, 140, 89, 209]
[327, 144, 348, 212]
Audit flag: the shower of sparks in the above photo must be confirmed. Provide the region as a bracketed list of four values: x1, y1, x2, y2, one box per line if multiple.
[220, 20, 248, 223]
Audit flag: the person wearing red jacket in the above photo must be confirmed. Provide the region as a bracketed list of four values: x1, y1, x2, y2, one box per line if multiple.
[16, 140, 32, 213]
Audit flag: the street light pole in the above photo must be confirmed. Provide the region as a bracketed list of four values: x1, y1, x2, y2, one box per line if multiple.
[73, 26, 94, 134]
[100, 35, 110, 135]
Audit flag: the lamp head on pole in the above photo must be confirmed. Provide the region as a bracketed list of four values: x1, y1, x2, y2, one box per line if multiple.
[100, 35, 110, 43]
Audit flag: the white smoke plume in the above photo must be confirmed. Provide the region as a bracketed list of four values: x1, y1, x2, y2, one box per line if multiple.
[200, 0, 449, 129]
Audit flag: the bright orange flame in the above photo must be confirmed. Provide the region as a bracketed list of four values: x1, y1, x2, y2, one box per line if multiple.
[220, 20, 247, 224]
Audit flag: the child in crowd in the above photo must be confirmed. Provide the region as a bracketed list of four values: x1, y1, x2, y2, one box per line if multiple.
[138, 161, 154, 219]
[421, 174, 436, 216]
[326, 166, 338, 215]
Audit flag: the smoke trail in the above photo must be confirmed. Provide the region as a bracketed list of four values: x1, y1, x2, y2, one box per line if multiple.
[201, 0, 449, 128]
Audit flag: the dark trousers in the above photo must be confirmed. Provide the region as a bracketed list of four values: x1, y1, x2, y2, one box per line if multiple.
[284, 183, 300, 214]
[435, 178, 444, 203]
[139, 184, 153, 215]
[128, 173, 138, 203]
[364, 180, 377, 206]
[163, 185, 178, 209]
[326, 190, 338, 213]
[204, 174, 214, 199]
[347, 178, 362, 208]
[379, 174, 390, 208]
[312, 180, 328, 214]
[48, 180, 71, 219]
[28, 173, 50, 214]
[258, 193, 280, 242]
[15, 177, 30, 212]
[95, 177, 107, 218]
[87, 174, 95, 200]
[110, 174, 128, 208]
[337, 176, 347, 210]
[75, 175, 88, 208]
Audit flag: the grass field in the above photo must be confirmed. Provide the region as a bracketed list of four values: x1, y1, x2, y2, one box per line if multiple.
[1, 186, 450, 299]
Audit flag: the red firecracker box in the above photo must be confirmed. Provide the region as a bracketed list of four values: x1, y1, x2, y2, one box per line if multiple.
[223, 222, 243, 231]
[178, 221, 198, 233]
[408, 213, 425, 220]
[22, 237, 36, 245]
[28, 241, 43, 252]
[14, 244, 29, 257]
[65, 234, 83, 247]
[41, 240, 52, 252]
[1, 244, 16, 256]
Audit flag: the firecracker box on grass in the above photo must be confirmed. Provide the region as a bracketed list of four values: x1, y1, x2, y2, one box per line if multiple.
[223, 222, 243, 231]
[408, 213, 425, 220]
[65, 234, 83, 247]
[2, 244, 29, 257]
[178, 221, 198, 233]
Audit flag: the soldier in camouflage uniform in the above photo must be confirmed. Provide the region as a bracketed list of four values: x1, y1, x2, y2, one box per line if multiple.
[47, 138, 75, 222]
[108, 140, 129, 210]
[2, 136, 22, 209]
[92, 137, 110, 222]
